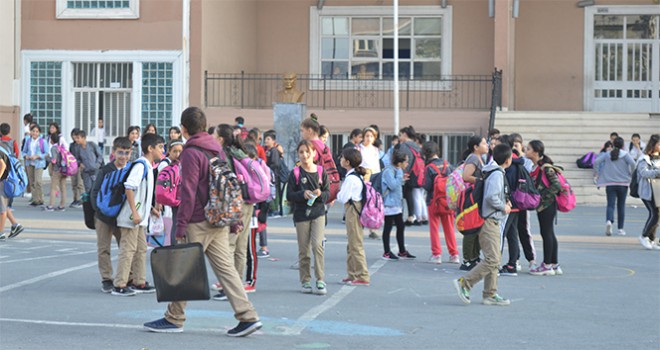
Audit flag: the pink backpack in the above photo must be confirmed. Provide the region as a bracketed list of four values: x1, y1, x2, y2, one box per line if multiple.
[56, 145, 78, 177]
[350, 173, 384, 229]
[541, 165, 576, 213]
[233, 157, 271, 204]
[155, 161, 181, 207]
[445, 163, 467, 211]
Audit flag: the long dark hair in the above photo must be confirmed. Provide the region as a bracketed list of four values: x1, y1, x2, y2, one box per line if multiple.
[644, 134, 660, 155]
[528, 139, 553, 165]
[216, 123, 245, 152]
[600, 140, 613, 153]
[611, 137, 624, 161]
[399, 126, 416, 140]
[341, 148, 367, 176]
[462, 135, 484, 161]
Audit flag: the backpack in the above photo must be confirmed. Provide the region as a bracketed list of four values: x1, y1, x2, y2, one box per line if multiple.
[350, 173, 384, 229]
[0, 147, 28, 198]
[96, 160, 149, 218]
[404, 143, 426, 187]
[311, 139, 341, 203]
[455, 184, 484, 235]
[629, 167, 640, 198]
[293, 165, 324, 186]
[428, 161, 453, 216]
[155, 161, 181, 207]
[56, 144, 79, 177]
[0, 139, 16, 156]
[576, 152, 597, 169]
[446, 163, 467, 211]
[204, 155, 244, 231]
[540, 165, 576, 213]
[511, 163, 541, 210]
[369, 170, 384, 195]
[232, 156, 271, 204]
[258, 158, 277, 202]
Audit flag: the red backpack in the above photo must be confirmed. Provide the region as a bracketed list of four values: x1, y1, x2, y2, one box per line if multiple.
[310, 139, 340, 203]
[428, 161, 453, 216]
[405, 144, 426, 187]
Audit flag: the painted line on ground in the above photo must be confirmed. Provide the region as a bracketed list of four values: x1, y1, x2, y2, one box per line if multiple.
[0, 250, 96, 264]
[282, 259, 388, 336]
[0, 260, 98, 293]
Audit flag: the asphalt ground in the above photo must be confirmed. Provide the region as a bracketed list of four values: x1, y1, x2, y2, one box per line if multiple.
[0, 188, 659, 350]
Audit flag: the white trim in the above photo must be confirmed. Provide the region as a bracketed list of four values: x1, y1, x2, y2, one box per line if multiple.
[182, 0, 190, 110]
[56, 0, 139, 20]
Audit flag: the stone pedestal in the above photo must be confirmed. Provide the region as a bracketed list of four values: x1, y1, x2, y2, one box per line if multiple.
[273, 102, 305, 170]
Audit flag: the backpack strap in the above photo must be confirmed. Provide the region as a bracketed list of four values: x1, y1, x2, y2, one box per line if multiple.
[294, 165, 323, 186]
[348, 172, 367, 216]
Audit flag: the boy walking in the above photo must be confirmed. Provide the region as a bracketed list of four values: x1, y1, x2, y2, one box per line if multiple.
[112, 133, 162, 296]
[453, 144, 513, 306]
[71, 129, 103, 194]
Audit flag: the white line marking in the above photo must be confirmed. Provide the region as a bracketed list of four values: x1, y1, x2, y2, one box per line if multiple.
[21, 245, 51, 250]
[55, 248, 78, 252]
[0, 261, 97, 293]
[282, 259, 388, 336]
[0, 250, 96, 264]
[0, 318, 141, 329]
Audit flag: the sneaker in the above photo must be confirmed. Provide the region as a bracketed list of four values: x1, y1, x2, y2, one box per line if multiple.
[301, 282, 313, 294]
[382, 251, 399, 261]
[420, 220, 429, 225]
[529, 263, 556, 276]
[244, 284, 256, 293]
[69, 201, 79, 208]
[516, 261, 522, 272]
[290, 261, 300, 269]
[617, 229, 626, 236]
[226, 320, 262, 337]
[412, 221, 422, 226]
[129, 282, 156, 294]
[315, 281, 327, 295]
[341, 277, 353, 285]
[553, 264, 563, 275]
[427, 255, 442, 264]
[257, 249, 270, 258]
[348, 280, 370, 286]
[483, 294, 511, 306]
[639, 236, 654, 250]
[529, 262, 538, 272]
[212, 290, 228, 301]
[43, 206, 55, 212]
[111, 286, 137, 296]
[143, 318, 183, 333]
[29, 201, 41, 207]
[605, 220, 613, 236]
[211, 282, 223, 291]
[55, 206, 66, 212]
[452, 278, 470, 304]
[449, 255, 461, 264]
[368, 231, 380, 239]
[499, 265, 518, 277]
[9, 224, 24, 239]
[652, 241, 660, 250]
[397, 251, 416, 259]
[101, 280, 113, 293]
[0, 232, 6, 240]
[460, 260, 478, 271]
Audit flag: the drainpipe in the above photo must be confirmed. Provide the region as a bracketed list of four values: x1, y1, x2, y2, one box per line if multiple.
[182, 0, 190, 112]
[441, 0, 447, 9]
[489, 0, 495, 17]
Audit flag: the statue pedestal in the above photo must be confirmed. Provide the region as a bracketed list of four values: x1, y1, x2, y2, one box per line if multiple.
[273, 103, 305, 171]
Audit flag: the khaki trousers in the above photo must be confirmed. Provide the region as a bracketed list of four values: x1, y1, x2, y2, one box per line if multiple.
[165, 221, 259, 327]
[463, 218, 502, 298]
[113, 226, 147, 287]
[71, 171, 84, 202]
[229, 203, 254, 277]
[295, 216, 326, 283]
[49, 167, 67, 208]
[345, 202, 369, 282]
[26, 165, 43, 203]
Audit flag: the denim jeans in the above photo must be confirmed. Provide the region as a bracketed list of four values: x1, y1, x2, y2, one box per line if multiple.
[606, 185, 628, 229]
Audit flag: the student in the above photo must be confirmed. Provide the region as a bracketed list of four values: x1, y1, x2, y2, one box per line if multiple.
[343, 128, 363, 151]
[526, 140, 563, 276]
[112, 133, 162, 296]
[460, 136, 489, 271]
[21, 113, 33, 157]
[168, 126, 182, 143]
[44, 134, 67, 212]
[637, 134, 660, 250]
[453, 143, 513, 306]
[247, 128, 267, 161]
[157, 139, 184, 244]
[396, 126, 421, 226]
[380, 150, 416, 260]
[22, 124, 47, 207]
[287, 140, 330, 294]
[0, 123, 24, 238]
[360, 127, 381, 239]
[264, 129, 285, 218]
[610, 132, 619, 142]
[71, 129, 103, 194]
[510, 133, 537, 271]
[68, 128, 84, 208]
[595, 137, 635, 236]
[337, 148, 370, 286]
[47, 122, 68, 150]
[382, 135, 399, 169]
[91, 118, 106, 154]
[127, 126, 142, 162]
[0, 145, 8, 239]
[319, 125, 330, 145]
[422, 141, 459, 264]
[144, 107, 262, 336]
[627, 133, 646, 162]
[144, 123, 158, 135]
[91, 137, 133, 293]
[235, 116, 249, 140]
[412, 133, 429, 226]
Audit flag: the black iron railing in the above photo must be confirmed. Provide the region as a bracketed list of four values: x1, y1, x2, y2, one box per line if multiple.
[205, 70, 502, 112]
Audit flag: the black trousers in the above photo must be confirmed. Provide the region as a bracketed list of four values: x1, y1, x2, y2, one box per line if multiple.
[382, 213, 406, 254]
[537, 202, 558, 265]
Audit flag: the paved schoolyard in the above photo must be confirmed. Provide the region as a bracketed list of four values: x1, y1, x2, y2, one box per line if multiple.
[0, 193, 658, 350]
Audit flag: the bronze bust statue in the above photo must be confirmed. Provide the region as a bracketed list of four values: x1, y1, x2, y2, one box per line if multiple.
[276, 72, 304, 103]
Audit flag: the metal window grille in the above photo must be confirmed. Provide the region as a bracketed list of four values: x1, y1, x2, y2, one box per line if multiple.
[142, 62, 174, 136]
[30, 61, 63, 130]
[67, 0, 130, 8]
[447, 134, 473, 166]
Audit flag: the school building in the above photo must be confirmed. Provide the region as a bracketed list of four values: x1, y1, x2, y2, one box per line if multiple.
[1, 0, 658, 168]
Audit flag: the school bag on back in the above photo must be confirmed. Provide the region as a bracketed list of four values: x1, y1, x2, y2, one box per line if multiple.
[455, 184, 483, 235]
[629, 167, 640, 198]
[369, 171, 384, 195]
[404, 143, 426, 187]
[311, 139, 341, 203]
[428, 161, 453, 216]
[0, 147, 27, 198]
[511, 163, 541, 210]
[56, 145, 79, 177]
[96, 160, 149, 217]
[350, 173, 384, 229]
[233, 156, 271, 204]
[199, 150, 244, 232]
[446, 163, 467, 211]
[155, 161, 181, 207]
[540, 164, 576, 213]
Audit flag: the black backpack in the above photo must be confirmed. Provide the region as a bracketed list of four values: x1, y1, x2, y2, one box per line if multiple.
[629, 167, 640, 199]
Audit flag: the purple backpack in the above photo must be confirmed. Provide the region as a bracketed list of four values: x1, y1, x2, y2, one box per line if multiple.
[576, 152, 597, 169]
[233, 157, 271, 204]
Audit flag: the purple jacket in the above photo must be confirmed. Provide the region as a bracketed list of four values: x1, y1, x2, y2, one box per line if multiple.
[175, 132, 225, 237]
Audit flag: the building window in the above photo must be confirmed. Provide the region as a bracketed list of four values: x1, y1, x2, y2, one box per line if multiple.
[142, 62, 173, 136]
[30, 62, 63, 129]
[56, 0, 139, 19]
[311, 6, 452, 86]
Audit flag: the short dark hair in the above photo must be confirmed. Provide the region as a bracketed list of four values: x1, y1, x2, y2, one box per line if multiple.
[50, 133, 60, 144]
[30, 124, 41, 133]
[391, 150, 408, 166]
[399, 126, 416, 139]
[422, 141, 439, 160]
[350, 128, 362, 139]
[112, 136, 132, 150]
[71, 128, 80, 137]
[631, 133, 641, 139]
[141, 133, 164, 154]
[0, 123, 10, 136]
[181, 107, 207, 135]
[23, 113, 33, 123]
[235, 116, 245, 126]
[488, 128, 501, 138]
[74, 129, 87, 138]
[492, 143, 512, 166]
[207, 126, 216, 135]
[264, 129, 276, 141]
[610, 132, 619, 138]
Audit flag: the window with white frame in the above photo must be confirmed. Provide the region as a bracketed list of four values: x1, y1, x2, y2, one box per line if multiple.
[30, 62, 63, 130]
[56, 0, 139, 19]
[310, 6, 452, 83]
[142, 62, 174, 136]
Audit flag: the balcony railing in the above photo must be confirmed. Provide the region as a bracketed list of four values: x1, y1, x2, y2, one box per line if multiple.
[205, 71, 502, 113]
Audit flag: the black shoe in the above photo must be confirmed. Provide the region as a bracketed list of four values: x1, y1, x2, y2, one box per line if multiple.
[397, 251, 417, 259]
[405, 220, 414, 226]
[382, 251, 399, 261]
[459, 261, 474, 271]
[226, 321, 263, 337]
[129, 281, 156, 294]
[498, 265, 518, 277]
[9, 224, 24, 239]
[412, 221, 422, 226]
[29, 202, 42, 207]
[420, 220, 429, 225]
[101, 280, 113, 293]
[111, 286, 136, 296]
[213, 290, 228, 301]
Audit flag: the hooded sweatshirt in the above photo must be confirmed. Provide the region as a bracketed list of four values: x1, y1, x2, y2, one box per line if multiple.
[594, 149, 636, 186]
[396, 141, 421, 173]
[175, 132, 225, 236]
[481, 161, 508, 221]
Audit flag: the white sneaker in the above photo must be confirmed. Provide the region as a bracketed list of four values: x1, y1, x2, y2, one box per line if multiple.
[605, 221, 613, 236]
[516, 261, 522, 272]
[652, 240, 660, 251]
[639, 236, 654, 250]
[427, 255, 442, 264]
[449, 255, 461, 264]
[617, 229, 626, 236]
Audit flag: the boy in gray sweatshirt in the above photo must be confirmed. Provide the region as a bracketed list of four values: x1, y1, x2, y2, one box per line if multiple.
[453, 144, 512, 306]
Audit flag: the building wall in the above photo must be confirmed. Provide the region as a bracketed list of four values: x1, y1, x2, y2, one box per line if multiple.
[0, 0, 20, 138]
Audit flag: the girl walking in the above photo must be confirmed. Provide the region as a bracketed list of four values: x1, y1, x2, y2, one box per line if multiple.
[460, 136, 488, 271]
[380, 150, 416, 260]
[637, 134, 660, 250]
[360, 127, 381, 239]
[594, 137, 635, 236]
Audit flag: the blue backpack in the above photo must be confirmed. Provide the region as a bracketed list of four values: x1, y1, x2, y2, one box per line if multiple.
[96, 160, 149, 217]
[0, 147, 28, 198]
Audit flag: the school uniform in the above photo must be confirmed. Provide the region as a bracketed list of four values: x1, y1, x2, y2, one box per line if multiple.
[337, 169, 370, 283]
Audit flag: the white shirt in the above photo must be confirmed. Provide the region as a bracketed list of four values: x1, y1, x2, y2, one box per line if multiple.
[359, 143, 381, 174]
[117, 157, 154, 228]
[91, 127, 105, 144]
[337, 169, 363, 203]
